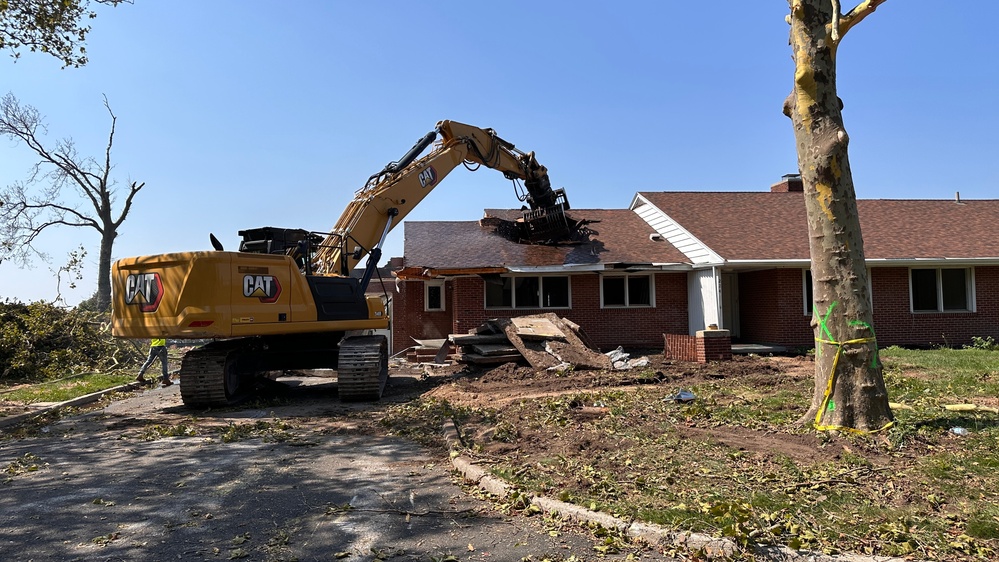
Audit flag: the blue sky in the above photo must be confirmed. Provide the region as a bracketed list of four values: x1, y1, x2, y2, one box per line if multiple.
[1, 1, 996, 305]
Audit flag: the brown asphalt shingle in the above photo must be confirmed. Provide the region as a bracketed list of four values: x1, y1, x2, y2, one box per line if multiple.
[638, 192, 999, 261]
[403, 209, 687, 269]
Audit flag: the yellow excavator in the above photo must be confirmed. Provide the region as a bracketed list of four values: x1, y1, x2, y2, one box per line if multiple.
[111, 120, 574, 407]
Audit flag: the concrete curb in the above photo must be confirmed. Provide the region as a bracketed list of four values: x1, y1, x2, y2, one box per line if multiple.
[0, 381, 144, 431]
[442, 420, 913, 562]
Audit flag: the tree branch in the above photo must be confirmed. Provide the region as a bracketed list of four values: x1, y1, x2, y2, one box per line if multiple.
[49, 149, 106, 210]
[831, 0, 842, 43]
[113, 181, 145, 229]
[26, 201, 101, 231]
[839, 0, 888, 39]
[101, 95, 117, 201]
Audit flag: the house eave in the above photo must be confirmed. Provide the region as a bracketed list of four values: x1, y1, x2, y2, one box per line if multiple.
[508, 262, 692, 274]
[396, 261, 693, 279]
[395, 266, 507, 280]
[708, 257, 999, 270]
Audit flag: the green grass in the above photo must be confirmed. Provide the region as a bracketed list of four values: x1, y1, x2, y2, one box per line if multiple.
[0, 372, 134, 405]
[881, 346, 999, 402]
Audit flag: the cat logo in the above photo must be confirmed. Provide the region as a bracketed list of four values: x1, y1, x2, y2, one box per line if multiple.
[124, 272, 163, 313]
[243, 274, 281, 303]
[418, 165, 438, 188]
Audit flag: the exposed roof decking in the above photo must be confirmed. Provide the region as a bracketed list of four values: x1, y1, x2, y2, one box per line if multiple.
[402, 209, 688, 271]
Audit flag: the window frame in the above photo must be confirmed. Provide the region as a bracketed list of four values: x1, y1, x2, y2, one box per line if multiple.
[909, 267, 975, 313]
[599, 273, 655, 309]
[424, 279, 445, 312]
[483, 275, 572, 310]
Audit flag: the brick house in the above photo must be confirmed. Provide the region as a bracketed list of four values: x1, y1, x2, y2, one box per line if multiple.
[392, 177, 999, 352]
[634, 175, 999, 348]
[392, 209, 690, 352]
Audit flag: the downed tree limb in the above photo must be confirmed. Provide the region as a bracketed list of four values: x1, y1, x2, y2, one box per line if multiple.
[944, 404, 999, 414]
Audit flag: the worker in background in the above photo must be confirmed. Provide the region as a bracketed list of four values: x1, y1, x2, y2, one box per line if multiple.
[136, 338, 171, 387]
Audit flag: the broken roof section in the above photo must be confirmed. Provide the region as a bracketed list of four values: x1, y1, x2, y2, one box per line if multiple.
[397, 209, 688, 279]
[635, 192, 999, 263]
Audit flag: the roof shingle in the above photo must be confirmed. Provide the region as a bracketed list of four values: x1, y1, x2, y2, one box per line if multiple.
[403, 209, 687, 269]
[638, 192, 999, 261]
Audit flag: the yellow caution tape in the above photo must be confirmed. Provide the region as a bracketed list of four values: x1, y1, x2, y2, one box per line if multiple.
[814, 336, 894, 434]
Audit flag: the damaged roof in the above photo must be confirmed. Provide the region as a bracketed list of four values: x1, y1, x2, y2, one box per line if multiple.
[637, 192, 999, 261]
[401, 209, 687, 274]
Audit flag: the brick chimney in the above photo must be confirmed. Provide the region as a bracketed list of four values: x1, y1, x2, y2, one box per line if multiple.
[770, 174, 804, 192]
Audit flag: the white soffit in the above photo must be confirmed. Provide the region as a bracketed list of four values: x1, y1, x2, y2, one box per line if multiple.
[632, 195, 723, 265]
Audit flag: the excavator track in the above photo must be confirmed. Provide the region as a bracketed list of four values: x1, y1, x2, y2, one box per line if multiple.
[179, 347, 243, 407]
[337, 335, 388, 401]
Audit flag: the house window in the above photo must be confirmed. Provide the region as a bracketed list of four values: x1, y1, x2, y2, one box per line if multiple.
[910, 268, 974, 312]
[601, 274, 654, 308]
[424, 280, 444, 311]
[803, 269, 813, 315]
[484, 276, 570, 309]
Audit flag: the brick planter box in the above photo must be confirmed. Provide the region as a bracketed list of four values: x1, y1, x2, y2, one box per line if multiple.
[664, 330, 732, 363]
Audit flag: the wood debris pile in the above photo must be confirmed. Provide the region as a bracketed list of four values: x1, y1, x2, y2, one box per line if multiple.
[449, 313, 613, 370]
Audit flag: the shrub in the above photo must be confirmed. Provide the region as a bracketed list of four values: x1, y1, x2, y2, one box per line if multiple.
[0, 300, 143, 382]
[965, 336, 998, 351]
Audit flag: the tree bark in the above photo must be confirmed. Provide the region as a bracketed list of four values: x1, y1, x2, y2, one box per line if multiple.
[97, 229, 116, 311]
[784, 0, 893, 432]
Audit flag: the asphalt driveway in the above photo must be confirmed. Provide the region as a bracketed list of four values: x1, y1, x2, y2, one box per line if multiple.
[0, 377, 643, 561]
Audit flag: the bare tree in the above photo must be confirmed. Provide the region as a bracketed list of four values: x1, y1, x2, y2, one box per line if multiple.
[0, 92, 144, 311]
[1, 0, 131, 68]
[784, 0, 893, 433]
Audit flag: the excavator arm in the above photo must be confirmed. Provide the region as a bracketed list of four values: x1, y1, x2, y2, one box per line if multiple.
[311, 120, 572, 276]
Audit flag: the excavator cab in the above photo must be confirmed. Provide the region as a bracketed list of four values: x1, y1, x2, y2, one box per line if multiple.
[237, 227, 325, 272]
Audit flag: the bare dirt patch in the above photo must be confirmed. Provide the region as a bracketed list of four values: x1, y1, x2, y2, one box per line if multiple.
[425, 353, 821, 462]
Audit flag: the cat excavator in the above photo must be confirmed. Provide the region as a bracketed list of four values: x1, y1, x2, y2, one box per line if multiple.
[111, 120, 574, 407]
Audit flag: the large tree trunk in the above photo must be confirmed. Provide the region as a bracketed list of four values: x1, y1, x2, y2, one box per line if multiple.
[785, 0, 893, 432]
[96, 229, 115, 312]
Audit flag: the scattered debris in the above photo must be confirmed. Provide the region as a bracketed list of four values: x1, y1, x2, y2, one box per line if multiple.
[664, 389, 697, 403]
[604, 346, 652, 370]
[448, 313, 617, 370]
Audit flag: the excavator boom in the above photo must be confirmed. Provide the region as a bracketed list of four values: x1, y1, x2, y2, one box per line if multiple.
[110, 120, 575, 407]
[312, 120, 572, 275]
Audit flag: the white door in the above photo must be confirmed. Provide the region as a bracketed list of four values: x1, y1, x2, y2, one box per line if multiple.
[721, 273, 740, 338]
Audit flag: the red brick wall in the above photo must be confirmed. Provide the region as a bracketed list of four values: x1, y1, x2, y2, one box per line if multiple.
[735, 266, 999, 348]
[870, 266, 999, 347]
[738, 269, 813, 347]
[394, 267, 999, 352]
[664, 331, 732, 363]
[664, 333, 697, 361]
[394, 273, 689, 351]
[699, 331, 733, 362]
[391, 279, 454, 354]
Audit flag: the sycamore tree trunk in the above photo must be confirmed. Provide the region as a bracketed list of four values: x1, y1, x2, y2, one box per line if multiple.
[784, 0, 893, 432]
